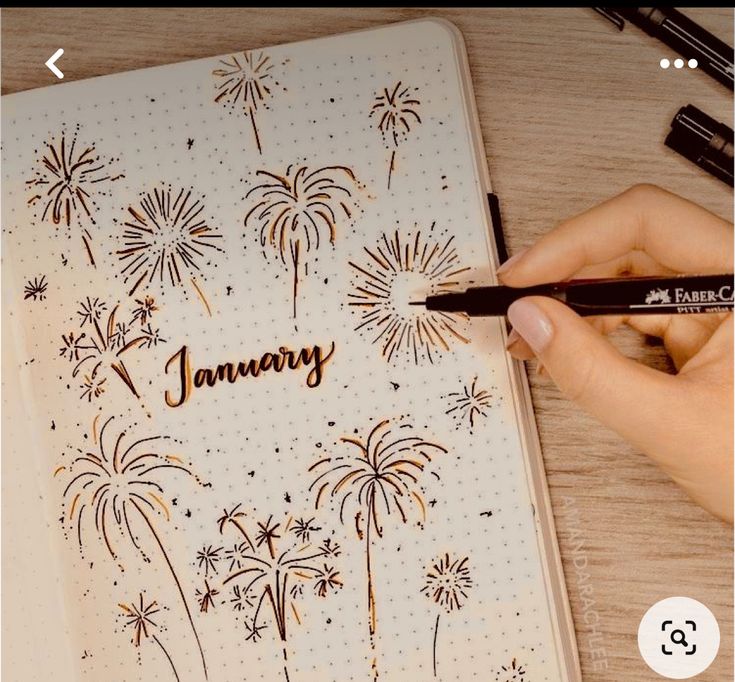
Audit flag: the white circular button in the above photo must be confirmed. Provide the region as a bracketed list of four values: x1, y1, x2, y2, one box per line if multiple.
[688, 58, 698, 69]
[674, 58, 685, 69]
[638, 597, 720, 679]
[660, 58, 671, 69]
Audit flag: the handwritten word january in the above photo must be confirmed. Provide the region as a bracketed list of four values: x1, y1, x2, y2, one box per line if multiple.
[164, 342, 336, 407]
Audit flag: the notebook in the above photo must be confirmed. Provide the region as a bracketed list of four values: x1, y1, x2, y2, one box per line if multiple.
[2, 19, 581, 682]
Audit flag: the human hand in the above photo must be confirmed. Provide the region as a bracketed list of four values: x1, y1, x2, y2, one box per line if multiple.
[498, 184, 733, 522]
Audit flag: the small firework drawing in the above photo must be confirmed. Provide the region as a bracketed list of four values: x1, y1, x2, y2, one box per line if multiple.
[443, 377, 495, 430]
[196, 580, 220, 613]
[59, 295, 165, 401]
[494, 658, 527, 682]
[58, 415, 209, 678]
[116, 185, 223, 315]
[245, 164, 358, 319]
[206, 509, 342, 682]
[369, 82, 421, 189]
[310, 418, 447, 681]
[421, 553, 473, 677]
[348, 227, 471, 365]
[196, 545, 222, 576]
[213, 51, 282, 154]
[24, 275, 48, 301]
[119, 594, 179, 681]
[26, 126, 124, 265]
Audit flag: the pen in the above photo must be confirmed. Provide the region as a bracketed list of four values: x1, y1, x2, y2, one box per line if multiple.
[410, 274, 734, 317]
[665, 104, 734, 187]
[595, 7, 734, 90]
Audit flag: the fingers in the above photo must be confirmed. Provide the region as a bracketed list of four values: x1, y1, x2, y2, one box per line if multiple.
[506, 296, 685, 457]
[498, 184, 733, 287]
[624, 313, 726, 370]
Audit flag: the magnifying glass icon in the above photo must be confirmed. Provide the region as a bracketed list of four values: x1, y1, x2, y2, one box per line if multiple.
[671, 629, 689, 647]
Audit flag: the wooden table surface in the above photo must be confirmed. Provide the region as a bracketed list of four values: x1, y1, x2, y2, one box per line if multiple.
[2, 8, 733, 681]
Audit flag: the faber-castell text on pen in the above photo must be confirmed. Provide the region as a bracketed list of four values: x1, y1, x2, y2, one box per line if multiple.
[163, 341, 336, 407]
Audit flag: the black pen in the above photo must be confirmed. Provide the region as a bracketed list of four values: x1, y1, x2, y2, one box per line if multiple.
[595, 7, 734, 90]
[410, 274, 734, 317]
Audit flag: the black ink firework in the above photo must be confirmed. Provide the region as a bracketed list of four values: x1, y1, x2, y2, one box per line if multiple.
[116, 185, 223, 315]
[348, 228, 470, 364]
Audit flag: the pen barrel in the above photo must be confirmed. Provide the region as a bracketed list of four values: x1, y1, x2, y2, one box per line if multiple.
[566, 274, 734, 316]
[621, 8, 734, 89]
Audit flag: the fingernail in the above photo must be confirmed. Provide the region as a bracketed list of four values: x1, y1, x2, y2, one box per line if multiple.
[505, 328, 521, 349]
[507, 299, 553, 354]
[496, 248, 528, 277]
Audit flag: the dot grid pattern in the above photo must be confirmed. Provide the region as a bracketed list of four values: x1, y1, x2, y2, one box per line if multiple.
[2, 20, 566, 682]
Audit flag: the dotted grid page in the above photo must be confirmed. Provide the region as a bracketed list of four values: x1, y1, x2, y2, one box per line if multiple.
[2, 19, 567, 682]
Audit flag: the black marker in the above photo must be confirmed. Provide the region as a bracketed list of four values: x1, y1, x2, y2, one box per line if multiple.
[410, 274, 734, 317]
[666, 105, 734, 187]
[595, 7, 734, 90]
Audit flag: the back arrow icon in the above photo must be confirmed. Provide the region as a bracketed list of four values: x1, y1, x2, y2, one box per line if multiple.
[45, 48, 64, 79]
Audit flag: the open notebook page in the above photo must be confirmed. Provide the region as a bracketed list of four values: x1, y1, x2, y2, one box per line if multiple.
[2, 19, 577, 682]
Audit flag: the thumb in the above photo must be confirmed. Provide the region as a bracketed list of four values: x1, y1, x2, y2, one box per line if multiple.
[507, 296, 683, 457]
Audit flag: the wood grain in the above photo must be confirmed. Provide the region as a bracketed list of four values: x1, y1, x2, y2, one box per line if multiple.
[2, 8, 732, 680]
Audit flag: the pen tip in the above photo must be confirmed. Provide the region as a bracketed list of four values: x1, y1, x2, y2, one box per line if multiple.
[408, 301, 426, 306]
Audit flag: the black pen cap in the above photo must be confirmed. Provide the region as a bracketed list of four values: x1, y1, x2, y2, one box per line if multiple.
[665, 104, 734, 186]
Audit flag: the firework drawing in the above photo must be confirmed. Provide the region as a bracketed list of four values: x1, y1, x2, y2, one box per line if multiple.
[56, 416, 209, 678]
[369, 82, 421, 189]
[23, 275, 48, 301]
[119, 594, 179, 682]
[444, 377, 495, 431]
[208, 508, 342, 682]
[116, 185, 223, 315]
[494, 658, 527, 682]
[421, 553, 473, 677]
[310, 418, 447, 680]
[26, 127, 124, 265]
[213, 51, 280, 154]
[244, 164, 358, 319]
[196, 580, 219, 613]
[348, 227, 471, 365]
[196, 545, 222, 576]
[59, 295, 164, 400]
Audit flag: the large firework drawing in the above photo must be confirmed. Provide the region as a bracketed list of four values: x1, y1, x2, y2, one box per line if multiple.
[26, 126, 124, 265]
[213, 51, 282, 154]
[56, 416, 209, 678]
[116, 185, 223, 315]
[348, 227, 471, 365]
[59, 295, 165, 401]
[245, 164, 358, 319]
[119, 594, 180, 681]
[421, 553, 473, 677]
[201, 507, 342, 682]
[443, 377, 495, 431]
[369, 82, 421, 189]
[309, 418, 447, 681]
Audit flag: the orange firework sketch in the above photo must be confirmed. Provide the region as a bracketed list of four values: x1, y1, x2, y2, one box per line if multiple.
[116, 185, 223, 315]
[348, 227, 471, 365]
[213, 51, 280, 154]
[119, 594, 180, 681]
[245, 164, 358, 320]
[57, 415, 209, 678]
[26, 126, 124, 265]
[202, 508, 342, 682]
[444, 377, 495, 430]
[59, 295, 165, 401]
[310, 418, 447, 681]
[369, 82, 421, 189]
[421, 553, 473, 677]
